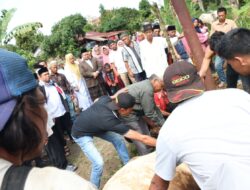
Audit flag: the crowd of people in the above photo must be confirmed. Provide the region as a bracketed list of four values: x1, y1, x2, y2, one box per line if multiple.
[0, 6, 250, 190]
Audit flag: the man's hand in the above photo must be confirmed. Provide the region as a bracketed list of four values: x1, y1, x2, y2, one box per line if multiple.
[110, 87, 128, 100]
[128, 69, 134, 79]
[92, 71, 99, 79]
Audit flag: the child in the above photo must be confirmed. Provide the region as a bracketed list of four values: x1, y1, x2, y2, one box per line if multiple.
[103, 63, 124, 95]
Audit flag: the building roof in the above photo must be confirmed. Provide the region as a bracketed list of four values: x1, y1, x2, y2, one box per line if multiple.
[84, 30, 125, 41]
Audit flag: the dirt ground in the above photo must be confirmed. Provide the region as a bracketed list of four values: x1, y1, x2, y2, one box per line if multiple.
[68, 138, 136, 189]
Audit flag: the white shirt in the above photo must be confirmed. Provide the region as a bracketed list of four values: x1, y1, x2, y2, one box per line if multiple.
[140, 37, 168, 78]
[156, 89, 250, 190]
[85, 60, 93, 69]
[109, 48, 127, 74]
[44, 104, 54, 137]
[39, 81, 66, 119]
[0, 159, 97, 190]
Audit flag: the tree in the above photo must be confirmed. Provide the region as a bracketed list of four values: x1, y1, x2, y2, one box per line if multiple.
[0, 9, 43, 45]
[0, 9, 16, 44]
[41, 14, 87, 58]
[139, 0, 153, 19]
[15, 30, 44, 53]
[99, 7, 141, 33]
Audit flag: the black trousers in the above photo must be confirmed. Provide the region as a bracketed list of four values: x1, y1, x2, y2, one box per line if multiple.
[54, 112, 73, 146]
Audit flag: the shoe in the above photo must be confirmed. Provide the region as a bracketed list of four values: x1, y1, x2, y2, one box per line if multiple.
[218, 82, 225, 88]
[66, 164, 78, 172]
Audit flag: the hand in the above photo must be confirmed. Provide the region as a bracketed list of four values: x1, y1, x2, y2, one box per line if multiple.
[110, 87, 128, 100]
[198, 70, 206, 82]
[92, 72, 98, 79]
[70, 95, 75, 100]
[128, 70, 134, 78]
[176, 54, 181, 60]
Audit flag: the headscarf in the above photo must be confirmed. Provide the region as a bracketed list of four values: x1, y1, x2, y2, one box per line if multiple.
[192, 18, 202, 33]
[101, 46, 110, 65]
[92, 45, 103, 64]
[117, 40, 124, 48]
[65, 53, 81, 80]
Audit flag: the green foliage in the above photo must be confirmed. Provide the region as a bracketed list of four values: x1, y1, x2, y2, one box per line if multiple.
[41, 14, 87, 58]
[0, 9, 16, 44]
[4, 22, 43, 44]
[139, 0, 153, 20]
[15, 30, 44, 53]
[98, 7, 141, 33]
[84, 23, 98, 32]
[233, 2, 250, 28]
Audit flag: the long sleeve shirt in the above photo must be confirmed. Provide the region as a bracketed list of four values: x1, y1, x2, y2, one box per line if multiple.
[126, 79, 165, 126]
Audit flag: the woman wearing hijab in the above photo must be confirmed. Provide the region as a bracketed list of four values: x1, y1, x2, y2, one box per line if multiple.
[64, 53, 92, 111]
[101, 46, 110, 65]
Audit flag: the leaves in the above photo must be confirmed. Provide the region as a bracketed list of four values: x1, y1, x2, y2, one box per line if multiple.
[42, 14, 87, 58]
[99, 7, 142, 33]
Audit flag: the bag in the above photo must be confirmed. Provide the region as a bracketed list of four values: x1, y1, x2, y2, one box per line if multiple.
[1, 165, 32, 190]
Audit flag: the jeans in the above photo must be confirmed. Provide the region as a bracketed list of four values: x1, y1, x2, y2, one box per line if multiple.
[123, 117, 153, 155]
[214, 56, 226, 83]
[73, 132, 130, 188]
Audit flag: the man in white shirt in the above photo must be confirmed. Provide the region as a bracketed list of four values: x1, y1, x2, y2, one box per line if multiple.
[109, 40, 130, 86]
[140, 23, 168, 79]
[149, 61, 250, 190]
[38, 67, 76, 171]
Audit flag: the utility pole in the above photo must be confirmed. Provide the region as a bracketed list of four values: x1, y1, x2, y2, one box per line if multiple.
[170, 0, 216, 90]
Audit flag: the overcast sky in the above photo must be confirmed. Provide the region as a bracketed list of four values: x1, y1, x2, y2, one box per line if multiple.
[0, 0, 163, 35]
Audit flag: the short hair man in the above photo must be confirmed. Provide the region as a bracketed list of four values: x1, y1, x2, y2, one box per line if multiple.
[79, 48, 106, 101]
[199, 30, 250, 93]
[121, 75, 165, 155]
[210, 7, 238, 88]
[71, 91, 156, 188]
[149, 61, 250, 190]
[152, 22, 161, 37]
[166, 25, 191, 63]
[218, 28, 250, 76]
[0, 49, 96, 190]
[120, 32, 147, 83]
[140, 22, 169, 78]
[109, 40, 131, 86]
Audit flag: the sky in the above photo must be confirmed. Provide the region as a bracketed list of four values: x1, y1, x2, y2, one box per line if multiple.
[0, 0, 162, 35]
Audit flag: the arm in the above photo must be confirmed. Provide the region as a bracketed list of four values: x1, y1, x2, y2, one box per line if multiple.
[95, 58, 103, 73]
[110, 87, 128, 100]
[149, 174, 170, 190]
[124, 129, 156, 147]
[198, 46, 215, 79]
[160, 109, 171, 117]
[125, 61, 134, 78]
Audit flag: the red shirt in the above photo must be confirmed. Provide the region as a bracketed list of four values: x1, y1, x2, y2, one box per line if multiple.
[154, 91, 169, 111]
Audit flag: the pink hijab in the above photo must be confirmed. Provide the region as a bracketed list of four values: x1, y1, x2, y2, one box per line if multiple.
[101, 46, 110, 65]
[92, 45, 103, 65]
[181, 32, 208, 55]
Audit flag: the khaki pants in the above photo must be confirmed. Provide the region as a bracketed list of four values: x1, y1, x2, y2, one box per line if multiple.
[120, 72, 131, 86]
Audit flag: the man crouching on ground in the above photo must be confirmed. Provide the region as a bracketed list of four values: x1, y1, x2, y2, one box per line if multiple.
[71, 90, 156, 188]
